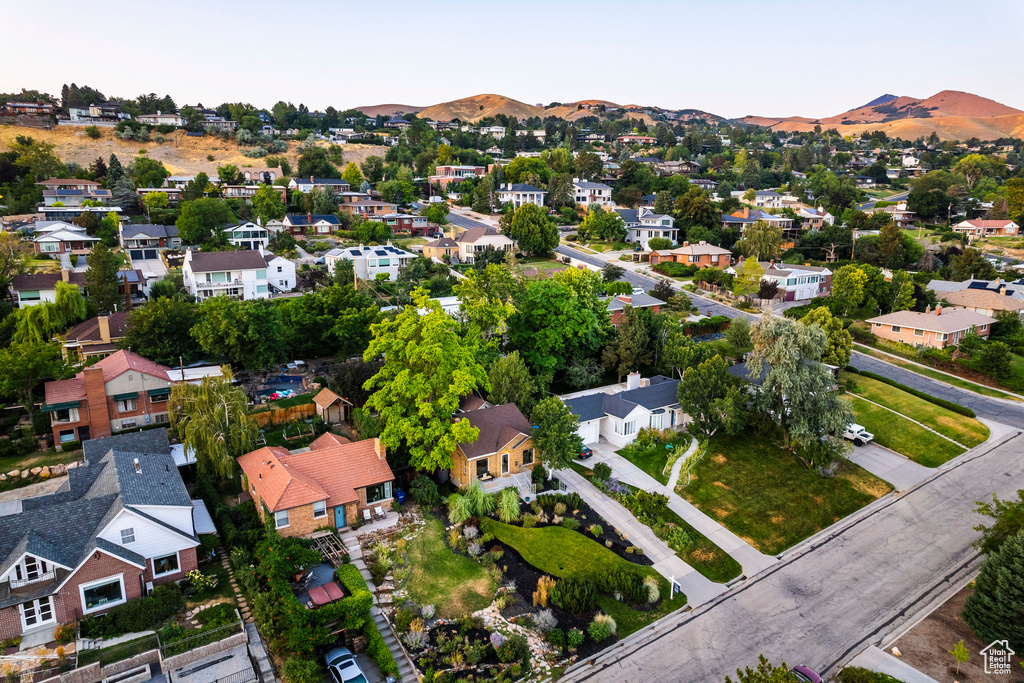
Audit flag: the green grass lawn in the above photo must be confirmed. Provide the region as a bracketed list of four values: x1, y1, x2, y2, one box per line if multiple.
[406, 517, 495, 619]
[481, 519, 687, 637]
[254, 392, 315, 410]
[678, 434, 892, 555]
[702, 338, 750, 362]
[844, 396, 965, 467]
[841, 372, 989, 447]
[854, 345, 1022, 401]
[517, 256, 567, 273]
[76, 634, 160, 667]
[617, 435, 690, 486]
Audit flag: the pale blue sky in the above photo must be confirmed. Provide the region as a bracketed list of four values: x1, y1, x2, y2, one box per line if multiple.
[3, 0, 1022, 119]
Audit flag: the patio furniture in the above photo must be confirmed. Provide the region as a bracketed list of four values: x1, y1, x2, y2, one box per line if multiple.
[308, 581, 345, 607]
[374, 505, 385, 520]
[363, 508, 372, 523]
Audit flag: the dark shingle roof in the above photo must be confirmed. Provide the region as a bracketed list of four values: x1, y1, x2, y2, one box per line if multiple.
[458, 403, 533, 458]
[563, 376, 680, 421]
[121, 223, 179, 239]
[187, 250, 270, 272]
[284, 213, 341, 226]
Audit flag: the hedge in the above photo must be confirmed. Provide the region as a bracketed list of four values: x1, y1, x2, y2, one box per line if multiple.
[363, 620, 399, 676]
[843, 366, 976, 417]
[652, 262, 699, 278]
[682, 315, 731, 336]
[79, 585, 184, 638]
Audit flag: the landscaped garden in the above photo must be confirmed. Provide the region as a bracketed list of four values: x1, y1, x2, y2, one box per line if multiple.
[405, 516, 496, 619]
[678, 434, 892, 555]
[616, 432, 690, 485]
[844, 396, 965, 467]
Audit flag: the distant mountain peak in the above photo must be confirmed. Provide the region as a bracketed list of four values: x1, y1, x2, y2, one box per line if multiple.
[860, 94, 899, 109]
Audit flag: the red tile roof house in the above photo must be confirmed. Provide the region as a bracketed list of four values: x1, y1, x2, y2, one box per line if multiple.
[0, 430, 201, 645]
[866, 306, 996, 349]
[952, 219, 1020, 239]
[649, 241, 732, 269]
[238, 434, 395, 538]
[43, 349, 177, 447]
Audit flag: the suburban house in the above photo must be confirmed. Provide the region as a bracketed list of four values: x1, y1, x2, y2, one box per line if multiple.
[449, 403, 535, 490]
[368, 213, 431, 237]
[283, 213, 341, 236]
[0, 430, 202, 644]
[721, 207, 794, 232]
[287, 177, 351, 195]
[61, 312, 130, 361]
[573, 179, 613, 208]
[940, 288, 1024, 320]
[313, 388, 352, 425]
[952, 219, 1020, 239]
[238, 434, 394, 537]
[119, 223, 181, 260]
[422, 237, 459, 261]
[726, 261, 832, 302]
[454, 227, 516, 264]
[563, 374, 684, 448]
[866, 306, 995, 349]
[496, 183, 547, 208]
[32, 223, 100, 256]
[41, 206, 123, 222]
[797, 207, 835, 231]
[263, 250, 297, 293]
[11, 271, 84, 307]
[240, 167, 282, 183]
[654, 160, 701, 177]
[606, 294, 662, 325]
[868, 202, 916, 228]
[222, 221, 270, 250]
[35, 179, 111, 207]
[182, 248, 281, 301]
[136, 112, 184, 127]
[43, 349, 177, 445]
[135, 187, 182, 203]
[2, 100, 56, 115]
[751, 190, 784, 209]
[691, 178, 719, 192]
[928, 277, 1024, 302]
[68, 102, 128, 122]
[616, 207, 677, 250]
[650, 241, 731, 269]
[343, 200, 398, 217]
[324, 243, 417, 282]
[617, 135, 657, 145]
[220, 184, 286, 204]
[428, 165, 487, 189]
[852, 174, 876, 188]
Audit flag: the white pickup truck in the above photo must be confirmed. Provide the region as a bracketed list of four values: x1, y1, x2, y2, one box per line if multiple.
[843, 424, 874, 446]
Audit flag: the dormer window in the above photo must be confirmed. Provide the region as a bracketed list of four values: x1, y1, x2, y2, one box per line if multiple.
[120, 528, 136, 544]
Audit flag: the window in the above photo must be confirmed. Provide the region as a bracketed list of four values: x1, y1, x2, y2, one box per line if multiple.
[81, 576, 125, 613]
[365, 481, 392, 504]
[120, 419, 136, 430]
[277, 266, 283, 273]
[313, 500, 327, 519]
[378, 258, 391, 267]
[20, 597, 54, 629]
[120, 528, 135, 544]
[154, 413, 169, 424]
[913, 329, 925, 337]
[59, 429, 76, 444]
[522, 448, 534, 466]
[936, 333, 947, 341]
[211, 272, 227, 284]
[54, 407, 79, 422]
[256, 269, 267, 280]
[152, 552, 179, 577]
[15, 556, 49, 582]
[890, 326, 901, 333]
[20, 290, 40, 301]
[279, 280, 287, 287]
[368, 259, 376, 267]
[650, 413, 663, 429]
[615, 420, 637, 436]
[150, 393, 168, 404]
[256, 284, 268, 293]
[274, 510, 289, 529]
[117, 398, 137, 413]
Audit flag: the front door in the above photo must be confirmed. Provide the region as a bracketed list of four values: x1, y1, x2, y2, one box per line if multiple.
[501, 452, 509, 475]
[334, 506, 346, 529]
[78, 426, 90, 441]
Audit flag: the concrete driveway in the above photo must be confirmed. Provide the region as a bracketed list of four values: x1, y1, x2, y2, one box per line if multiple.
[845, 441, 933, 492]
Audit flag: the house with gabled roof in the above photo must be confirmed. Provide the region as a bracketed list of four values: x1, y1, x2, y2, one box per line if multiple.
[287, 177, 351, 195]
[0, 430, 202, 643]
[61, 312, 130, 361]
[182, 247, 286, 300]
[650, 241, 731, 269]
[119, 223, 181, 260]
[721, 207, 793, 232]
[450, 403, 536, 490]
[563, 374, 683, 448]
[313, 388, 352, 425]
[453, 227, 515, 264]
[616, 207, 677, 250]
[324, 243, 417, 282]
[238, 435, 394, 537]
[866, 305, 995, 349]
[283, 213, 341, 236]
[952, 218, 1020, 239]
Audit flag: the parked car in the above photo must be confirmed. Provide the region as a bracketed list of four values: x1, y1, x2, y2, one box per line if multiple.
[579, 446, 594, 459]
[790, 666, 822, 683]
[325, 647, 368, 683]
[842, 423, 875, 446]
[632, 286, 644, 295]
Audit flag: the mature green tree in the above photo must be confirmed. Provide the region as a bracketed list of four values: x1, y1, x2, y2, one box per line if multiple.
[601, 262, 625, 282]
[362, 289, 489, 472]
[169, 367, 257, 479]
[800, 306, 852, 366]
[992, 310, 1024, 339]
[180, 172, 209, 201]
[972, 489, 1024, 557]
[736, 221, 782, 260]
[191, 297, 286, 370]
[725, 655, 800, 683]
[888, 270, 916, 313]
[277, 285, 380, 359]
[580, 205, 626, 241]
[120, 297, 202, 366]
[488, 351, 537, 415]
[962, 528, 1024, 652]
[176, 198, 235, 245]
[732, 259, 765, 303]
[133, 156, 169, 188]
[725, 316, 751, 358]
[746, 314, 853, 464]
[978, 341, 1012, 376]
[106, 153, 124, 188]
[504, 203, 558, 255]
[674, 186, 720, 231]
[574, 152, 602, 180]
[546, 173, 575, 211]
[831, 264, 868, 316]
[877, 220, 906, 269]
[341, 162, 363, 187]
[0, 231, 32, 298]
[84, 242, 121, 315]
[111, 176, 138, 211]
[217, 164, 243, 185]
[251, 184, 287, 224]
[422, 202, 449, 225]
[13, 281, 87, 344]
[951, 247, 999, 281]
[142, 190, 168, 219]
[360, 156, 385, 184]
[678, 355, 747, 438]
[602, 305, 652, 382]
[454, 263, 518, 351]
[663, 327, 715, 379]
[310, 186, 337, 215]
[296, 145, 339, 179]
[0, 341, 68, 421]
[530, 395, 582, 471]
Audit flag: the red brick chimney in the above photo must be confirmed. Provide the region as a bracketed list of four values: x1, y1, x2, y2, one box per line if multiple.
[935, 305, 942, 315]
[373, 437, 386, 461]
[83, 367, 112, 438]
[618, 295, 632, 304]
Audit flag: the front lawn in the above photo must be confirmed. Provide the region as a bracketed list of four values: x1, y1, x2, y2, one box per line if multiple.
[842, 372, 989, 447]
[844, 396, 965, 467]
[617, 434, 690, 486]
[678, 434, 892, 555]
[406, 517, 495, 619]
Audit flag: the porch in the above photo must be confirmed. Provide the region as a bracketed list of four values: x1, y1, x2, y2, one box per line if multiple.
[480, 470, 536, 501]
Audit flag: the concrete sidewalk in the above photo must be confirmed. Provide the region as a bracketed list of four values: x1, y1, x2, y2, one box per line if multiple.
[848, 646, 940, 683]
[846, 443, 934, 492]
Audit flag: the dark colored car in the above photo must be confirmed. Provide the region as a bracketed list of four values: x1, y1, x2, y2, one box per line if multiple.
[579, 446, 593, 459]
[790, 666, 822, 683]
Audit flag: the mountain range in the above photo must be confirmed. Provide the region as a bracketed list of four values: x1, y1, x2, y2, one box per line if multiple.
[355, 90, 1024, 141]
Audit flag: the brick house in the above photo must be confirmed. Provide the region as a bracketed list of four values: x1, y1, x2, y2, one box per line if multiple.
[428, 165, 487, 190]
[952, 219, 1020, 239]
[866, 306, 995, 349]
[238, 434, 395, 537]
[649, 241, 731, 268]
[0, 430, 201, 643]
[61, 312, 131, 361]
[43, 350, 177, 446]
[606, 294, 662, 326]
[283, 213, 341, 236]
[343, 200, 398, 217]
[450, 403, 536, 489]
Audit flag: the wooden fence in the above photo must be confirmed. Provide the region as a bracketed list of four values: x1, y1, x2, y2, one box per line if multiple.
[252, 403, 316, 428]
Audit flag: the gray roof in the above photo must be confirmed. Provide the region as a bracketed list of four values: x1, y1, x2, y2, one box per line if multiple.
[606, 292, 663, 312]
[927, 277, 1024, 301]
[564, 376, 680, 422]
[187, 249, 269, 272]
[121, 223, 179, 239]
[574, 180, 611, 190]
[502, 183, 545, 193]
[728, 362, 769, 386]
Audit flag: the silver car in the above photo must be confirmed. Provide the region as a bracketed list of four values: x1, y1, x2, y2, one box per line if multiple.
[325, 647, 368, 683]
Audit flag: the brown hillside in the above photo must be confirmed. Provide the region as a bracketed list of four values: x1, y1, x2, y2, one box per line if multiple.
[766, 112, 1024, 141]
[354, 104, 424, 117]
[417, 94, 544, 122]
[0, 125, 384, 177]
[915, 90, 1021, 118]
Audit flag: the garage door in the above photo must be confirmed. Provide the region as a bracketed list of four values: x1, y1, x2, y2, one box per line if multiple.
[129, 250, 144, 261]
[577, 420, 600, 445]
[144, 249, 158, 260]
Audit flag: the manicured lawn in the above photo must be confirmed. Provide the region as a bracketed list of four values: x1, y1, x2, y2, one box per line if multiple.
[678, 434, 892, 555]
[617, 435, 690, 486]
[844, 396, 965, 467]
[516, 256, 566, 273]
[597, 590, 687, 639]
[854, 346, 1022, 401]
[703, 338, 750, 362]
[406, 517, 495, 619]
[842, 372, 989, 447]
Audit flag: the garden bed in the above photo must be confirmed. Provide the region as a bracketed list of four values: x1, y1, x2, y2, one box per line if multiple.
[617, 434, 691, 486]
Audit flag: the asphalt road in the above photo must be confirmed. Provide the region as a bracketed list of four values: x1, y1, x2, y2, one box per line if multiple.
[561, 432, 1024, 683]
[446, 211, 493, 231]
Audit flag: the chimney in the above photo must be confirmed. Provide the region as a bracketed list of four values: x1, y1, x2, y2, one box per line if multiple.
[626, 372, 641, 390]
[98, 316, 111, 343]
[935, 305, 942, 315]
[682, 241, 689, 247]
[618, 295, 632, 304]
[83, 367, 112, 438]
[307, 212, 312, 223]
[1001, 285, 1007, 296]
[925, 305, 931, 313]
[185, 248, 192, 262]
[133, 457, 141, 474]
[310, 175, 315, 183]
[61, 270, 70, 282]
[373, 437, 386, 461]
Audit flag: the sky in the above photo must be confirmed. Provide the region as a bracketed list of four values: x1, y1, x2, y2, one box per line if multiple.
[3, 0, 1023, 120]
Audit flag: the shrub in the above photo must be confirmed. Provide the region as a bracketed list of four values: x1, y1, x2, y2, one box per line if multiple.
[85, 125, 101, 139]
[185, 569, 218, 596]
[594, 567, 648, 604]
[837, 667, 906, 683]
[548, 627, 565, 648]
[621, 489, 669, 525]
[409, 475, 441, 506]
[496, 634, 529, 663]
[593, 611, 617, 634]
[396, 608, 416, 633]
[282, 656, 322, 683]
[561, 518, 580, 531]
[364, 620, 399, 675]
[588, 620, 612, 642]
[490, 631, 507, 649]
[53, 624, 75, 644]
[564, 492, 584, 509]
[521, 513, 537, 528]
[552, 576, 597, 615]
[0, 637, 21, 649]
[589, 524, 603, 538]
[593, 462, 612, 481]
[61, 440, 81, 453]
[566, 627, 584, 648]
[554, 501, 567, 515]
[497, 486, 521, 523]
[533, 575, 555, 607]
[402, 626, 427, 650]
[79, 584, 184, 638]
[643, 575, 660, 603]
[652, 521, 693, 554]
[421, 604, 435, 620]
[533, 608, 557, 633]
[195, 603, 236, 627]
[463, 525, 479, 540]
[652, 261, 699, 278]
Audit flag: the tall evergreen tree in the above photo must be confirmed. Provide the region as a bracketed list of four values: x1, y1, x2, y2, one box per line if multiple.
[962, 529, 1024, 652]
[106, 154, 123, 188]
[84, 242, 122, 315]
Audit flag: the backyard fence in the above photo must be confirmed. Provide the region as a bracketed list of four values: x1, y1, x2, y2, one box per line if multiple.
[252, 403, 316, 427]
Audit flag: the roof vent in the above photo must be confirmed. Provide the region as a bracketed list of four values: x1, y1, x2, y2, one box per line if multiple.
[133, 458, 141, 474]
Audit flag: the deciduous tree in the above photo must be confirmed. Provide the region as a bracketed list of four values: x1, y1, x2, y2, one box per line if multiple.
[0, 341, 69, 421]
[191, 297, 286, 369]
[251, 184, 286, 224]
[121, 297, 202, 366]
[530, 395, 582, 471]
[488, 351, 538, 415]
[678, 355, 746, 438]
[176, 198, 236, 245]
[736, 220, 782, 260]
[831, 264, 867, 316]
[601, 305, 652, 381]
[799, 306, 852, 366]
[504, 203, 558, 255]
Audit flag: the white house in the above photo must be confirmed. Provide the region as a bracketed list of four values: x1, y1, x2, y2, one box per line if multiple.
[324, 242, 417, 282]
[136, 112, 184, 127]
[263, 251, 296, 293]
[751, 190, 784, 209]
[726, 261, 833, 302]
[287, 177, 351, 195]
[572, 179, 613, 208]
[496, 183, 547, 209]
[453, 227, 516, 263]
[222, 221, 270, 250]
[182, 247, 287, 301]
[562, 374, 684, 448]
[615, 207, 677, 250]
